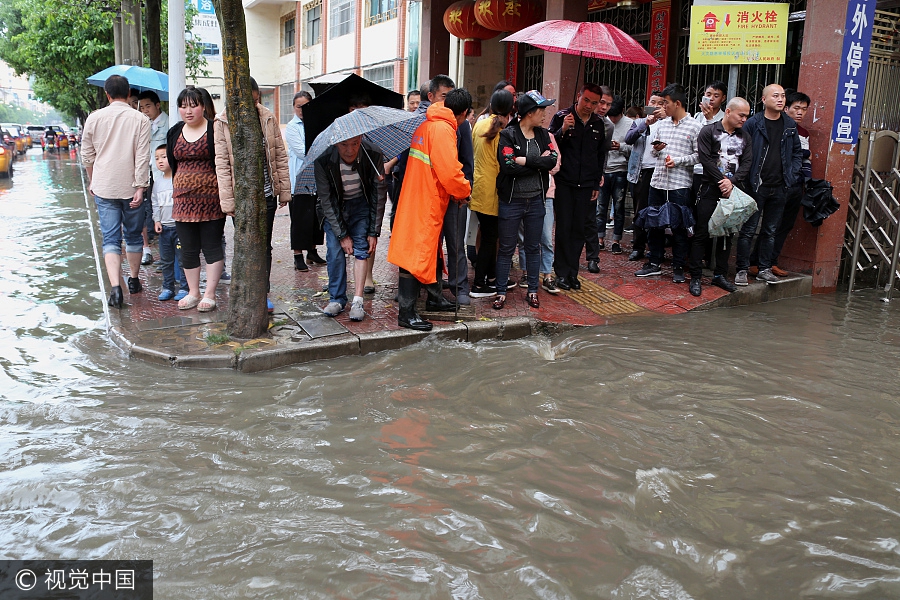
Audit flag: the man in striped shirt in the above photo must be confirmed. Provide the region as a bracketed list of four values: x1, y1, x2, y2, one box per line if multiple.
[635, 83, 702, 283]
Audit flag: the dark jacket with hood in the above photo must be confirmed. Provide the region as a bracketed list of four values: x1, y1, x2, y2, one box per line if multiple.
[742, 111, 803, 191]
[496, 122, 558, 203]
[314, 139, 387, 239]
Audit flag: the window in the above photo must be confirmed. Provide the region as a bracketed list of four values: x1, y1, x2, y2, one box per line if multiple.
[304, 1, 322, 47]
[329, 0, 354, 39]
[280, 83, 296, 125]
[281, 15, 296, 54]
[363, 65, 393, 91]
[365, 0, 397, 26]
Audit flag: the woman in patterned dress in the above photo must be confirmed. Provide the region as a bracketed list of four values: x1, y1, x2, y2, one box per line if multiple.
[166, 87, 225, 311]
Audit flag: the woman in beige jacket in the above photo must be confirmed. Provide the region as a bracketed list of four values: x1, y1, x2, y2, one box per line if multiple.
[214, 77, 291, 312]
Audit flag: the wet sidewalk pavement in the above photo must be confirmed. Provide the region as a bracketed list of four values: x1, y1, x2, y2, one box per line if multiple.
[96, 204, 812, 372]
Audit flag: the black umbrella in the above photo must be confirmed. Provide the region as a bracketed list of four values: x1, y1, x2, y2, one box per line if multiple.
[303, 73, 404, 152]
[801, 179, 840, 227]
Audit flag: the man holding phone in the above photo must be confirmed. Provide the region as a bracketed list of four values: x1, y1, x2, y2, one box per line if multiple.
[624, 92, 666, 262]
[634, 83, 702, 283]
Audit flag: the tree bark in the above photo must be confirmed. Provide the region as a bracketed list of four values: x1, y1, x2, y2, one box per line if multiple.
[145, 0, 162, 71]
[212, 0, 269, 339]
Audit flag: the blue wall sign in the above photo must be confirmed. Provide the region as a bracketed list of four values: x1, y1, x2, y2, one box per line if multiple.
[832, 0, 876, 144]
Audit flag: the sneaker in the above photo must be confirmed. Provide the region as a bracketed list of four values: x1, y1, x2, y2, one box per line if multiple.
[735, 270, 749, 286]
[611, 242, 623, 255]
[605, 222, 614, 229]
[323, 301, 343, 317]
[158, 289, 175, 301]
[598, 242, 606, 251]
[635, 263, 662, 277]
[348, 299, 365, 321]
[672, 267, 686, 284]
[542, 277, 560, 294]
[174, 289, 189, 301]
[456, 293, 471, 306]
[518, 274, 529, 288]
[756, 268, 780, 284]
[141, 249, 153, 265]
[220, 271, 231, 285]
[624, 227, 634, 234]
[470, 283, 497, 298]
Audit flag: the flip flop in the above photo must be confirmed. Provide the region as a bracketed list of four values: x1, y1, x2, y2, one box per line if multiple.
[178, 295, 200, 310]
[197, 297, 217, 312]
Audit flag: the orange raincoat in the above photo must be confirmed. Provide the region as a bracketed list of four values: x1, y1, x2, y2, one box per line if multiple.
[387, 103, 472, 284]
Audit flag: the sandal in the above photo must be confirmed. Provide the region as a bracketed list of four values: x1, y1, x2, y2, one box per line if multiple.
[527, 293, 540, 309]
[178, 294, 200, 310]
[197, 297, 217, 312]
[492, 295, 506, 310]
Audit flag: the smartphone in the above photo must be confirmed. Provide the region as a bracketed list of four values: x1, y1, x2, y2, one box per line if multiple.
[701, 96, 711, 105]
[652, 140, 666, 148]
[644, 105, 657, 116]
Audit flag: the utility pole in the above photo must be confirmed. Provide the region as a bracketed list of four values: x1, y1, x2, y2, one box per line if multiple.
[168, 0, 187, 121]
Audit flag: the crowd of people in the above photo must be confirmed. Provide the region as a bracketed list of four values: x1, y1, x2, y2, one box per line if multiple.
[80, 71, 812, 332]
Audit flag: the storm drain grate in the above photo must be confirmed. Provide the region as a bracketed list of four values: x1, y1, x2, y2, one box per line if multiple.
[563, 280, 645, 316]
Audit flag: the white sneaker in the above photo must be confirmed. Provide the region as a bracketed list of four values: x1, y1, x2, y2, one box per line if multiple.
[348, 299, 365, 321]
[323, 301, 343, 317]
[141, 250, 153, 265]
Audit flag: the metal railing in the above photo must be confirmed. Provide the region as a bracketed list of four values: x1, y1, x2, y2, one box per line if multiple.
[845, 130, 900, 300]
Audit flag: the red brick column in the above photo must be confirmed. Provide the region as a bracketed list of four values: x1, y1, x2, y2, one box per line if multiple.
[779, 0, 853, 293]
[541, 0, 588, 111]
[419, 0, 455, 80]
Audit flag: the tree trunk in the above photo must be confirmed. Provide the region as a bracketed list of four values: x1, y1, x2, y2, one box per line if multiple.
[212, 0, 269, 339]
[145, 0, 162, 71]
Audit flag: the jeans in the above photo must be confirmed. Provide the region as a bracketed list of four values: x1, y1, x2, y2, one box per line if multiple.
[158, 224, 188, 291]
[442, 201, 469, 297]
[554, 184, 593, 279]
[597, 171, 628, 241]
[518, 197, 555, 275]
[647, 186, 690, 268]
[737, 184, 787, 271]
[95, 195, 145, 255]
[496, 194, 545, 294]
[323, 198, 370, 306]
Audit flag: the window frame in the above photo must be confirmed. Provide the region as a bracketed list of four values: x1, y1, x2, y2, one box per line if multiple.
[329, 0, 355, 40]
[281, 13, 296, 55]
[303, 0, 322, 48]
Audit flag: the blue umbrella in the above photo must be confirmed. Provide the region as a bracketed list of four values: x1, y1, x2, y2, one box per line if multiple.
[295, 106, 425, 194]
[87, 65, 169, 101]
[635, 201, 696, 230]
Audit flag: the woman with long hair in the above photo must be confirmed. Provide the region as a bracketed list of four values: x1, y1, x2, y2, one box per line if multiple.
[493, 91, 558, 310]
[477, 80, 516, 122]
[469, 89, 514, 298]
[166, 87, 224, 311]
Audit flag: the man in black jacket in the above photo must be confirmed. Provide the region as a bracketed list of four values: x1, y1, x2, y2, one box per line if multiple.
[548, 83, 608, 290]
[689, 97, 753, 296]
[315, 136, 386, 321]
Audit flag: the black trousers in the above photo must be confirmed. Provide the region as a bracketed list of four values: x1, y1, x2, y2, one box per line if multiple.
[553, 184, 593, 279]
[584, 190, 600, 261]
[689, 185, 732, 278]
[289, 193, 323, 251]
[631, 167, 653, 252]
[473, 211, 498, 285]
[771, 184, 804, 266]
[176, 218, 226, 269]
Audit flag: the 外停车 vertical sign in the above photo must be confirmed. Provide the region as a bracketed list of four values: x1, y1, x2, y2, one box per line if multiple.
[689, 3, 789, 64]
[832, 0, 876, 144]
[647, 0, 670, 103]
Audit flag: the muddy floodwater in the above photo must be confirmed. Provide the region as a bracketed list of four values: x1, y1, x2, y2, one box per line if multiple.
[1, 149, 899, 598]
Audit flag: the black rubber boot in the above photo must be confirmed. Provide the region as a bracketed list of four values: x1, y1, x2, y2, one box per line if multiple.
[425, 282, 455, 312]
[398, 275, 432, 331]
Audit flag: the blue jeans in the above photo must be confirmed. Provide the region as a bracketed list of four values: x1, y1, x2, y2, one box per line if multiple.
[95, 195, 145, 255]
[496, 194, 546, 294]
[323, 200, 370, 306]
[597, 171, 628, 241]
[647, 187, 690, 268]
[519, 197, 555, 275]
[737, 184, 786, 271]
[158, 225, 187, 291]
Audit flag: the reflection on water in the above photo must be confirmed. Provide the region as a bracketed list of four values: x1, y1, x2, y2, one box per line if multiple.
[2, 150, 900, 598]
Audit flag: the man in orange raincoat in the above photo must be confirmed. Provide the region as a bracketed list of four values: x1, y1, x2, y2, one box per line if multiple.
[388, 88, 473, 331]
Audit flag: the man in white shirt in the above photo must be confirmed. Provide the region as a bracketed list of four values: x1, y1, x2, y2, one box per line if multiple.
[81, 75, 151, 308]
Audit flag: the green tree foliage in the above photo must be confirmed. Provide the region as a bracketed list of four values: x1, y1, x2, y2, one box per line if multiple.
[0, 0, 114, 123]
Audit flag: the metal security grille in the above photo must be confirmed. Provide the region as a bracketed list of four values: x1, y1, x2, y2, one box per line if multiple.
[583, 6, 652, 109]
[522, 44, 544, 94]
[861, 8, 900, 134]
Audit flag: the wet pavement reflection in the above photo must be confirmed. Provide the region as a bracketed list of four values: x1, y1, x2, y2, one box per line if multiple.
[1, 147, 900, 598]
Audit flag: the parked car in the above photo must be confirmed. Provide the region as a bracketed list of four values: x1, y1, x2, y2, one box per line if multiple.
[27, 126, 44, 147]
[0, 131, 14, 178]
[16, 125, 32, 148]
[0, 124, 27, 155]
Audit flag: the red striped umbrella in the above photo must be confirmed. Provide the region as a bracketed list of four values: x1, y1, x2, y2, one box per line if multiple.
[502, 20, 657, 65]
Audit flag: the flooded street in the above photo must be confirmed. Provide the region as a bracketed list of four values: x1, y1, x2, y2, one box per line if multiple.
[2, 148, 900, 598]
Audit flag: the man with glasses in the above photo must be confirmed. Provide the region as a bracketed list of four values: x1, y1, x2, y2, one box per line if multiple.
[548, 83, 608, 290]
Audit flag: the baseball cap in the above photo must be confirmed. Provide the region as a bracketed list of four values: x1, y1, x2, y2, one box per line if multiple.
[517, 90, 556, 116]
